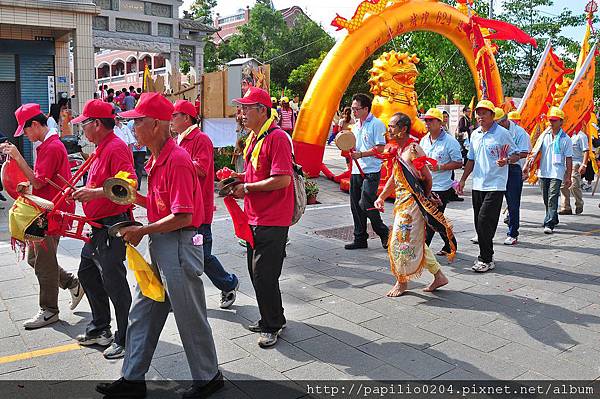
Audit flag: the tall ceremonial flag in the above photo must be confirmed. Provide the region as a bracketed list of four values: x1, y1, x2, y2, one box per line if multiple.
[517, 42, 571, 137]
[559, 43, 596, 136]
[574, 12, 598, 173]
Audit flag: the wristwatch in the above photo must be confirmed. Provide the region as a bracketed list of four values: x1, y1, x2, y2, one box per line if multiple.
[243, 183, 250, 194]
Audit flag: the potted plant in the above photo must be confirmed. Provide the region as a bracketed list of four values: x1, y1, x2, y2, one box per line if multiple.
[305, 180, 319, 205]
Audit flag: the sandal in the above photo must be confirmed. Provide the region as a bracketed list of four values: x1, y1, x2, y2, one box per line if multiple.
[435, 250, 449, 256]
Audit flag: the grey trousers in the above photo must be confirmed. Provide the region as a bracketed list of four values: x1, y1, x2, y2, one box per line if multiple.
[122, 229, 219, 381]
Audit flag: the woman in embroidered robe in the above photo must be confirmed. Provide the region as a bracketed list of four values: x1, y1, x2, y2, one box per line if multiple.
[374, 112, 455, 297]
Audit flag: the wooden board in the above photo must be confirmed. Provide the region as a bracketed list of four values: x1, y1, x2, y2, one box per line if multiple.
[203, 71, 225, 118]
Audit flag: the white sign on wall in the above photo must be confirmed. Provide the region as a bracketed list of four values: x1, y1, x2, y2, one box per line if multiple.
[47, 76, 55, 111]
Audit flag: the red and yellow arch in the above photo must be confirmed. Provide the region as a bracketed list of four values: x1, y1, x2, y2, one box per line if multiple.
[293, 0, 503, 176]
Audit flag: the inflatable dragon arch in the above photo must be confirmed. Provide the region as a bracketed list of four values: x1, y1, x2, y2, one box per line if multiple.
[292, 0, 536, 177]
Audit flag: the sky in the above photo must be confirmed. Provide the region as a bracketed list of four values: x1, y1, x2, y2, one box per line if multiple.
[181, 0, 591, 44]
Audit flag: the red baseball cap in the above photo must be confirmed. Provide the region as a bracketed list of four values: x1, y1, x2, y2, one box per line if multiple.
[173, 100, 197, 118]
[14, 103, 44, 137]
[71, 99, 115, 124]
[232, 86, 271, 109]
[119, 92, 174, 121]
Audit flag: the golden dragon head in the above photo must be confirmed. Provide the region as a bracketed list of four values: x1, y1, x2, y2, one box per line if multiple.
[368, 51, 420, 97]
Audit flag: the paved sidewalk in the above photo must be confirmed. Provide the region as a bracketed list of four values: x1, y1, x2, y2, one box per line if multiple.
[1, 145, 600, 397]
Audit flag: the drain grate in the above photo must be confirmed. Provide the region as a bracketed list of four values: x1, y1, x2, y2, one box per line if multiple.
[314, 224, 382, 241]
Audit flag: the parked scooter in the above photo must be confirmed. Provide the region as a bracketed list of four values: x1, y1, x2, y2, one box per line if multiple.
[60, 134, 87, 186]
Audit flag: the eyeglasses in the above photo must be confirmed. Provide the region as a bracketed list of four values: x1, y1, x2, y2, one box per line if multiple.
[81, 118, 96, 128]
[351, 106, 366, 112]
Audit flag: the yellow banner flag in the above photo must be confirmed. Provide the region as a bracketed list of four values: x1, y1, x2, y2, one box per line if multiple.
[575, 16, 596, 173]
[517, 42, 571, 136]
[559, 44, 596, 136]
[576, 19, 591, 74]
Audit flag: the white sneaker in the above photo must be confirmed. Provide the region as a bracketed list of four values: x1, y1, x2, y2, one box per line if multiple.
[23, 309, 59, 330]
[504, 237, 517, 245]
[69, 283, 85, 310]
[472, 260, 495, 273]
[470, 236, 478, 244]
[543, 227, 553, 234]
[220, 280, 239, 309]
[103, 343, 125, 359]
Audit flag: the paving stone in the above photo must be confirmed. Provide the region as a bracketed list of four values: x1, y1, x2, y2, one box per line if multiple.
[294, 334, 384, 376]
[0, 265, 25, 282]
[359, 337, 453, 379]
[415, 301, 498, 328]
[281, 294, 328, 321]
[304, 313, 382, 347]
[513, 370, 553, 380]
[314, 279, 380, 304]
[480, 318, 577, 354]
[309, 296, 382, 324]
[355, 364, 417, 380]
[424, 340, 527, 380]
[361, 297, 439, 327]
[151, 351, 193, 380]
[419, 318, 510, 353]
[282, 266, 336, 286]
[232, 333, 315, 373]
[0, 311, 20, 339]
[558, 344, 600, 371]
[278, 320, 323, 344]
[283, 361, 350, 380]
[433, 367, 484, 380]
[360, 316, 446, 349]
[279, 279, 332, 302]
[490, 342, 600, 380]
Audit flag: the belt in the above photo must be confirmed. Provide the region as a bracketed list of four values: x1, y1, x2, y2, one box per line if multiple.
[179, 227, 197, 232]
[92, 213, 130, 228]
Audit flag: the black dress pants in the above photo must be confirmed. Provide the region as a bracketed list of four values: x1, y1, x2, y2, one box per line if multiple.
[472, 190, 504, 263]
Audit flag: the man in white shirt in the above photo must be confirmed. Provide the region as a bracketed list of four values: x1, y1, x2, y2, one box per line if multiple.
[559, 130, 588, 215]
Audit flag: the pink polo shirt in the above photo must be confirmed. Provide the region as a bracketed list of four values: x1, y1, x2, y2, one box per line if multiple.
[83, 132, 136, 220]
[145, 138, 203, 226]
[178, 127, 215, 225]
[244, 124, 294, 227]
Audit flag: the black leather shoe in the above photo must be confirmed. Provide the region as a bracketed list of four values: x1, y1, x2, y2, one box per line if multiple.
[344, 241, 368, 250]
[96, 377, 146, 398]
[380, 235, 389, 249]
[182, 371, 225, 399]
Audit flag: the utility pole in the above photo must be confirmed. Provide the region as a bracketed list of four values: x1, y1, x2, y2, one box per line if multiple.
[489, 0, 494, 18]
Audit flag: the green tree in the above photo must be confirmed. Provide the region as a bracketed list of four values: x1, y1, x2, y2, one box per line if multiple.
[496, 0, 584, 96]
[228, 4, 334, 92]
[287, 52, 328, 95]
[183, 0, 217, 25]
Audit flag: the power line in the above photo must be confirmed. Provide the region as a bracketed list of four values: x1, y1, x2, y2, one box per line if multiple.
[417, 49, 460, 98]
[263, 36, 329, 63]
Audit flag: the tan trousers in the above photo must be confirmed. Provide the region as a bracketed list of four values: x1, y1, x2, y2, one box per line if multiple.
[424, 245, 441, 275]
[560, 162, 584, 212]
[27, 236, 77, 314]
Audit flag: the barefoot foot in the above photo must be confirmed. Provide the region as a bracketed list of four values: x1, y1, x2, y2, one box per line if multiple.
[386, 281, 407, 297]
[423, 272, 449, 292]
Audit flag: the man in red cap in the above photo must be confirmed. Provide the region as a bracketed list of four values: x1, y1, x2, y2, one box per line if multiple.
[0, 104, 84, 329]
[70, 99, 136, 359]
[171, 99, 239, 309]
[230, 87, 294, 348]
[97, 93, 222, 399]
